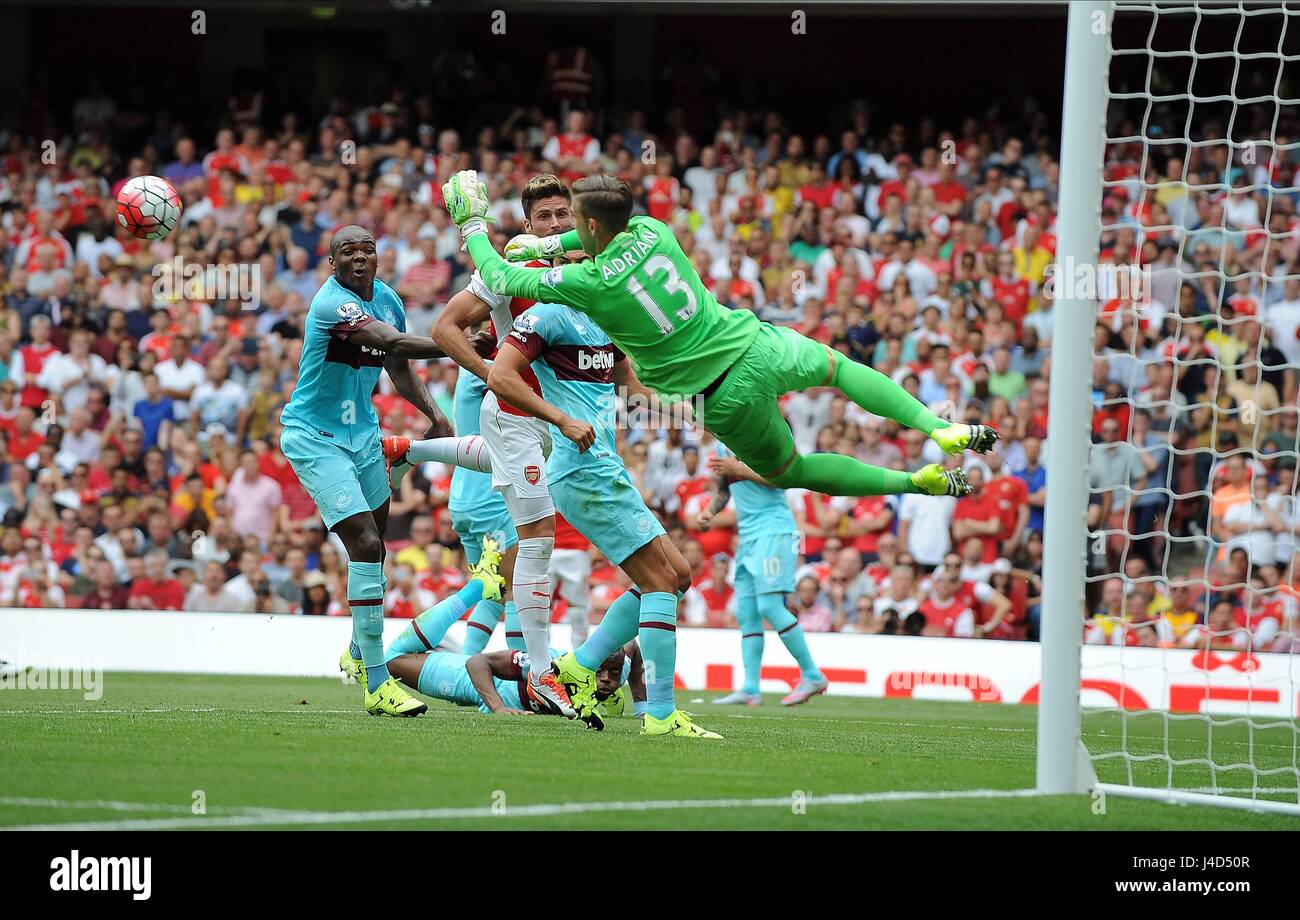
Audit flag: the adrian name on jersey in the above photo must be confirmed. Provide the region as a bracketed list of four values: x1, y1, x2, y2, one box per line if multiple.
[585, 225, 659, 282]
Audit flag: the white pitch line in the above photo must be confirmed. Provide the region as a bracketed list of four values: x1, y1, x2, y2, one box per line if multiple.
[3, 788, 1043, 831]
[0, 796, 303, 817]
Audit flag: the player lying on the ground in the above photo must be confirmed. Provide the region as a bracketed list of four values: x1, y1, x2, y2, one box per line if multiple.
[486, 287, 722, 738]
[280, 224, 497, 717]
[442, 170, 998, 500]
[341, 540, 644, 723]
[697, 444, 827, 707]
[339, 537, 507, 716]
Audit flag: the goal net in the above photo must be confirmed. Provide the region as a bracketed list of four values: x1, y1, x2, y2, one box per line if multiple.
[1041, 0, 1300, 815]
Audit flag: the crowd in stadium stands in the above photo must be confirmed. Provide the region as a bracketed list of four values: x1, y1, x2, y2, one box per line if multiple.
[1, 79, 1298, 653]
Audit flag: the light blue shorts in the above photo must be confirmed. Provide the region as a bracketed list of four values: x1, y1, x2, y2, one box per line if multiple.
[449, 466, 518, 563]
[734, 531, 801, 598]
[280, 425, 389, 530]
[550, 464, 664, 566]
[455, 511, 519, 565]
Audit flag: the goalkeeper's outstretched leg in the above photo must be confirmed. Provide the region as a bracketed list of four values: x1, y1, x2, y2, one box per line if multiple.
[702, 324, 995, 498]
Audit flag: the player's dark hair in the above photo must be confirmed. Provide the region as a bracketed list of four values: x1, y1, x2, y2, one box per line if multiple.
[599, 650, 626, 673]
[521, 174, 570, 221]
[903, 611, 926, 636]
[572, 175, 633, 232]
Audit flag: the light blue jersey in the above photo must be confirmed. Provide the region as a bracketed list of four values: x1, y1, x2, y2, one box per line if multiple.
[413, 650, 528, 713]
[281, 277, 406, 451]
[503, 302, 620, 481]
[714, 442, 798, 540]
[502, 302, 665, 565]
[715, 442, 800, 598]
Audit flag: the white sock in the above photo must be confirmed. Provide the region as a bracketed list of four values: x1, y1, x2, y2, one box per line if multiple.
[514, 536, 555, 680]
[568, 596, 590, 645]
[405, 436, 492, 473]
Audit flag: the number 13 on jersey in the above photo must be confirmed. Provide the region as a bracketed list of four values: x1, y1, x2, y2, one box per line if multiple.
[626, 254, 697, 336]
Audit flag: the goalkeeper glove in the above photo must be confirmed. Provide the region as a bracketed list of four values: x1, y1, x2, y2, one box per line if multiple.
[441, 169, 494, 242]
[504, 233, 566, 263]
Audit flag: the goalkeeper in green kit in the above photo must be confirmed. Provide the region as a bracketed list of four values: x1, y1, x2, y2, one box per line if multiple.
[444, 170, 996, 498]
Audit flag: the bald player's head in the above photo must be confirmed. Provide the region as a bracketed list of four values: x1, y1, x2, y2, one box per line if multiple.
[329, 225, 378, 296]
[330, 225, 374, 257]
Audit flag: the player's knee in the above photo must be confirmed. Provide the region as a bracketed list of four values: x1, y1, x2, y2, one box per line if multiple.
[349, 527, 385, 562]
[517, 535, 555, 562]
[671, 556, 691, 595]
[766, 453, 802, 490]
[517, 514, 555, 541]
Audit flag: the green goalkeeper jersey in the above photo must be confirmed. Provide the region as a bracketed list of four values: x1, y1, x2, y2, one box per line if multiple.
[466, 215, 760, 397]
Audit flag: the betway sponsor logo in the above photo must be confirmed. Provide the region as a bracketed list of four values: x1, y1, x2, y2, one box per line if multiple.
[577, 349, 614, 371]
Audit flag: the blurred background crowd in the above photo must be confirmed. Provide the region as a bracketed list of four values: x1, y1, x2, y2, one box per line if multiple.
[1, 5, 1298, 655]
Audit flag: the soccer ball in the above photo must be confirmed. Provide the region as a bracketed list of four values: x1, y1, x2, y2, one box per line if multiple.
[115, 175, 182, 240]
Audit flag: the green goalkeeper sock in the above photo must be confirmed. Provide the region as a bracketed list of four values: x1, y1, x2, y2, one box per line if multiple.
[768, 452, 920, 497]
[831, 356, 949, 435]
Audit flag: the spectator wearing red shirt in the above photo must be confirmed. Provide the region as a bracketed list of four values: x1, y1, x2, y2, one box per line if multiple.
[931, 161, 968, 217]
[844, 494, 896, 560]
[985, 251, 1031, 333]
[677, 446, 732, 556]
[11, 315, 58, 410]
[920, 568, 978, 638]
[644, 158, 680, 223]
[877, 153, 915, 205]
[7, 406, 44, 462]
[78, 558, 131, 609]
[983, 452, 1030, 555]
[952, 466, 1002, 563]
[127, 548, 186, 611]
[542, 110, 600, 185]
[695, 553, 736, 628]
[798, 161, 837, 211]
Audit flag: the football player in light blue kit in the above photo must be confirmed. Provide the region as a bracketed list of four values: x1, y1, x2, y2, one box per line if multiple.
[446, 366, 526, 655]
[280, 225, 493, 717]
[349, 542, 645, 721]
[696, 443, 828, 706]
[488, 299, 723, 738]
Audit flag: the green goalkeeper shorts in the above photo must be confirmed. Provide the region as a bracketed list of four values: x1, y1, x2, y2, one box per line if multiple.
[701, 322, 831, 477]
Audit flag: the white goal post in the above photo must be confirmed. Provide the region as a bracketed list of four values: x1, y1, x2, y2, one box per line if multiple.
[1038, 0, 1300, 816]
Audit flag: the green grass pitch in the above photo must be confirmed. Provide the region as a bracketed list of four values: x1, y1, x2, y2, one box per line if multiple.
[1, 673, 1297, 830]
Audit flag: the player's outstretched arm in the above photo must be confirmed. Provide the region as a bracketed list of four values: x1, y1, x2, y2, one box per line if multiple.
[466, 652, 532, 715]
[707, 452, 775, 487]
[695, 474, 732, 533]
[488, 333, 595, 451]
[432, 287, 496, 382]
[350, 318, 448, 360]
[444, 170, 590, 307]
[503, 230, 584, 263]
[612, 357, 694, 425]
[385, 354, 453, 439]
